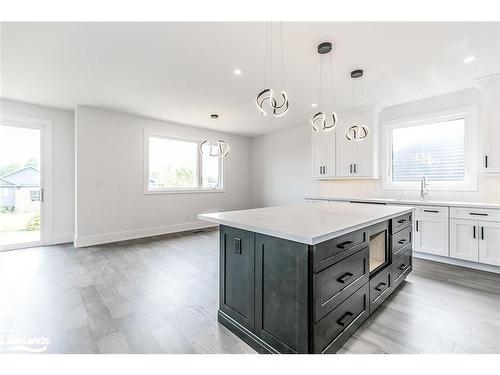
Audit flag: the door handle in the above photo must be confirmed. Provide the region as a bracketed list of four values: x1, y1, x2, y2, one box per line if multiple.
[349, 164, 352, 173]
[337, 272, 353, 284]
[485, 155, 488, 168]
[481, 226, 485, 240]
[374, 282, 387, 292]
[353, 164, 357, 173]
[337, 312, 354, 327]
[324, 166, 327, 174]
[337, 240, 353, 249]
[416, 220, 419, 232]
[473, 226, 476, 239]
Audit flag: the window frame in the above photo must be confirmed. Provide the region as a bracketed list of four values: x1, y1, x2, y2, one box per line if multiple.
[144, 130, 224, 194]
[382, 106, 478, 192]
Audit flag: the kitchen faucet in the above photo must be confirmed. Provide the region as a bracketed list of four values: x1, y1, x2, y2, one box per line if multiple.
[420, 176, 429, 200]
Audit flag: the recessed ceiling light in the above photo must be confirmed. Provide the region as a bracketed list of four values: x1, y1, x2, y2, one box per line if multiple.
[233, 69, 242, 75]
[464, 56, 476, 64]
[311, 103, 318, 108]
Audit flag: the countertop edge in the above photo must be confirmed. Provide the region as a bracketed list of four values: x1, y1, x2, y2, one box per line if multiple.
[198, 207, 414, 245]
[304, 196, 500, 210]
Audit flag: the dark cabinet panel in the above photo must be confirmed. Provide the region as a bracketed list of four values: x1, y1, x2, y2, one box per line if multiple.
[369, 266, 392, 314]
[313, 247, 369, 322]
[392, 249, 413, 288]
[313, 283, 369, 354]
[219, 225, 255, 332]
[313, 229, 367, 272]
[255, 234, 310, 354]
[392, 225, 412, 258]
[391, 212, 412, 234]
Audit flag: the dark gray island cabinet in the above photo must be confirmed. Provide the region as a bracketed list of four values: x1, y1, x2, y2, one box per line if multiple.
[199, 202, 414, 354]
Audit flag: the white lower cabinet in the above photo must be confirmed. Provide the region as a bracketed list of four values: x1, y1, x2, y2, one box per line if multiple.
[414, 216, 449, 257]
[479, 221, 500, 266]
[450, 218, 479, 262]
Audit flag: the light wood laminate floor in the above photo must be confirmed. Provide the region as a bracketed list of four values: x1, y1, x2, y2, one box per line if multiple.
[1, 228, 499, 354]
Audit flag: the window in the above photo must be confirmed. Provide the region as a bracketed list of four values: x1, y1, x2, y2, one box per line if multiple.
[384, 108, 477, 191]
[145, 132, 223, 193]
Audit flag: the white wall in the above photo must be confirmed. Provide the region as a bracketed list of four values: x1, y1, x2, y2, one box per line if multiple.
[252, 88, 500, 207]
[0, 98, 75, 244]
[75, 106, 252, 247]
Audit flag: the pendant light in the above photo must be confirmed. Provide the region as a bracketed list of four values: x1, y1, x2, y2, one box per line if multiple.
[255, 22, 289, 117]
[346, 69, 369, 141]
[199, 114, 230, 158]
[311, 42, 337, 133]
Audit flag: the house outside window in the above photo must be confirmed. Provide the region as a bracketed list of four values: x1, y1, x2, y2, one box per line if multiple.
[383, 107, 477, 191]
[144, 131, 223, 194]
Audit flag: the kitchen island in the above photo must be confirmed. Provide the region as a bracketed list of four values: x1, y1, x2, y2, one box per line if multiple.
[198, 201, 415, 354]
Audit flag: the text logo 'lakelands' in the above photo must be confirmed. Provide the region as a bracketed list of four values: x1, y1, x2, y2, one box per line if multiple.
[0, 332, 50, 353]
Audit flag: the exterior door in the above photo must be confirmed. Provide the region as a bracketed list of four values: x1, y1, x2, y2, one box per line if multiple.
[478, 221, 500, 266]
[0, 116, 50, 251]
[450, 219, 479, 262]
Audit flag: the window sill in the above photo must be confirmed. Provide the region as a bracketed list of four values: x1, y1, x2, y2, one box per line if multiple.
[144, 188, 225, 195]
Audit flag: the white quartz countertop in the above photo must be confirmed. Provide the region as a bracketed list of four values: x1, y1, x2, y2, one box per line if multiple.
[198, 202, 414, 245]
[305, 196, 500, 210]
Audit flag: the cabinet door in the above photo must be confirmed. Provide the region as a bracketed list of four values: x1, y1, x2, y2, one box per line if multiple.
[324, 129, 336, 177]
[449, 219, 479, 262]
[352, 109, 376, 177]
[483, 99, 500, 173]
[311, 130, 325, 178]
[335, 115, 355, 177]
[414, 217, 449, 257]
[478, 221, 500, 266]
[219, 226, 255, 332]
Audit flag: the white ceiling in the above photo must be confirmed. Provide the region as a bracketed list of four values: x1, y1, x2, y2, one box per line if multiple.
[1, 22, 499, 136]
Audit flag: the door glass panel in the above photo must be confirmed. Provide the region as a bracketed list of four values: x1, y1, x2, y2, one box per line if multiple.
[0, 125, 41, 248]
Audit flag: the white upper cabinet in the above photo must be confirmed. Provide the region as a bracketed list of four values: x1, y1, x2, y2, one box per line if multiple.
[311, 127, 335, 178]
[476, 74, 500, 174]
[311, 104, 378, 179]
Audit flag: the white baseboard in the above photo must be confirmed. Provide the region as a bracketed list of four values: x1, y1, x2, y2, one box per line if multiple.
[414, 251, 500, 274]
[49, 233, 74, 245]
[74, 221, 218, 248]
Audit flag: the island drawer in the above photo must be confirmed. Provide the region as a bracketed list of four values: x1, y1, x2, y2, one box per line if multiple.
[313, 229, 367, 272]
[392, 249, 412, 288]
[313, 283, 369, 354]
[369, 266, 392, 314]
[313, 247, 369, 322]
[391, 212, 412, 234]
[392, 225, 412, 258]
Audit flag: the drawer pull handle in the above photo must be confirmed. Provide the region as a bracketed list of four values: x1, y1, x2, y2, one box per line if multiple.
[399, 264, 408, 271]
[337, 241, 353, 249]
[397, 219, 406, 224]
[423, 209, 439, 213]
[398, 239, 407, 244]
[337, 272, 354, 284]
[337, 312, 354, 327]
[470, 212, 488, 216]
[374, 282, 387, 292]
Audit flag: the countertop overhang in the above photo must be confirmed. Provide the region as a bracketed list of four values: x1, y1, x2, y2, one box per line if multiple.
[198, 202, 414, 245]
[304, 196, 500, 210]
